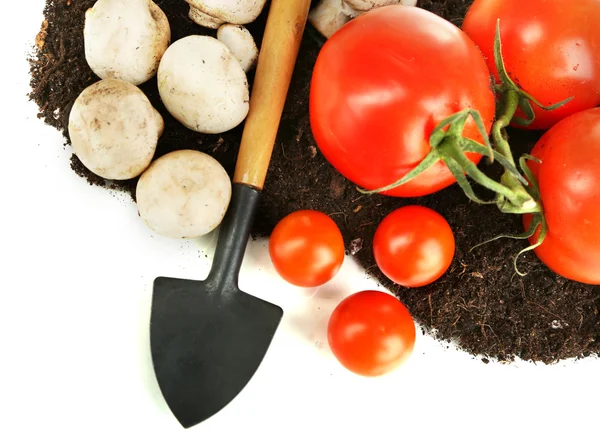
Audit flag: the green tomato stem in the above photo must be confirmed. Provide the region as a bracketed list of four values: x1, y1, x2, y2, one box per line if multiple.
[492, 89, 519, 163]
[437, 138, 538, 212]
[357, 105, 541, 213]
[490, 89, 541, 211]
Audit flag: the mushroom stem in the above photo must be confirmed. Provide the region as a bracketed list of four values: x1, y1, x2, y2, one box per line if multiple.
[217, 24, 259, 72]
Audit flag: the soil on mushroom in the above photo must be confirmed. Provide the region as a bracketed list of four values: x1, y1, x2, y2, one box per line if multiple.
[29, 0, 599, 364]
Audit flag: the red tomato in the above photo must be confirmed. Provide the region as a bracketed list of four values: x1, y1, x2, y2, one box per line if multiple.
[309, 5, 495, 197]
[373, 205, 455, 287]
[269, 210, 345, 287]
[523, 108, 600, 285]
[462, 0, 600, 130]
[328, 290, 416, 377]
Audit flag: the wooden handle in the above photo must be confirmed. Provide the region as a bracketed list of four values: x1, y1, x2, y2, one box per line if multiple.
[233, 0, 311, 189]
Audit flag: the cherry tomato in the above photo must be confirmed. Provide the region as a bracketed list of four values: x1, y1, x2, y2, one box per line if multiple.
[309, 5, 495, 197]
[327, 290, 416, 377]
[462, 0, 600, 130]
[523, 108, 600, 285]
[373, 206, 455, 287]
[269, 210, 345, 287]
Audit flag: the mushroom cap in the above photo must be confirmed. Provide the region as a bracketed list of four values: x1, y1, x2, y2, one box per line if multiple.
[84, 0, 171, 86]
[309, 0, 417, 38]
[308, 0, 351, 39]
[136, 150, 232, 238]
[157, 35, 249, 134]
[68, 79, 163, 180]
[188, 6, 224, 29]
[216, 24, 259, 72]
[343, 0, 411, 16]
[186, 0, 268, 27]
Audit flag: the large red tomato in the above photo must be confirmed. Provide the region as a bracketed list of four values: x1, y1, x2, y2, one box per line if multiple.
[327, 290, 416, 377]
[523, 108, 600, 285]
[309, 5, 495, 197]
[462, 0, 600, 130]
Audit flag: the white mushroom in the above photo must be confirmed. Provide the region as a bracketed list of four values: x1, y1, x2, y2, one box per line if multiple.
[84, 0, 171, 86]
[185, 0, 267, 29]
[309, 0, 418, 38]
[157, 35, 249, 134]
[217, 24, 259, 72]
[136, 150, 232, 238]
[68, 79, 164, 180]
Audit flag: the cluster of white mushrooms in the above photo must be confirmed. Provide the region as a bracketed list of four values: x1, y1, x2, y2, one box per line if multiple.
[68, 0, 264, 239]
[67, 0, 416, 239]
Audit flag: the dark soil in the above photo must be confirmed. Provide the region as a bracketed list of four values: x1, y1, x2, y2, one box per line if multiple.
[29, 0, 599, 364]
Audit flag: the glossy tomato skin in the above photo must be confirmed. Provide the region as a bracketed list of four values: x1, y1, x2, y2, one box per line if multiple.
[327, 291, 416, 377]
[462, 0, 600, 130]
[523, 108, 600, 285]
[309, 5, 495, 197]
[373, 206, 455, 287]
[269, 210, 345, 287]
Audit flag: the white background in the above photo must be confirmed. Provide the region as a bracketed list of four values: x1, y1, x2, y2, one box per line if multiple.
[1, 2, 598, 447]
